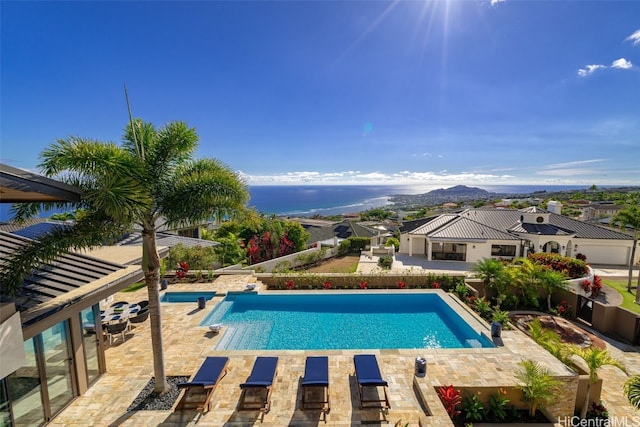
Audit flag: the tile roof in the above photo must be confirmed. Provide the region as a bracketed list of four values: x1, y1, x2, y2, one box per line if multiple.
[117, 232, 218, 248]
[405, 208, 633, 241]
[429, 217, 521, 241]
[304, 220, 378, 245]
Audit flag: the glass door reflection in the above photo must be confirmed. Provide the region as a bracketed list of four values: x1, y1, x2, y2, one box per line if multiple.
[41, 322, 75, 417]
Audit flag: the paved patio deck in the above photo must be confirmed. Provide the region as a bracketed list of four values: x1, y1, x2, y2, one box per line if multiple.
[49, 273, 640, 426]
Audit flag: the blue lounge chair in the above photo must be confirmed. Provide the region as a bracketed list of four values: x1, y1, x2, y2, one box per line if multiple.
[238, 356, 278, 413]
[353, 354, 390, 411]
[301, 356, 330, 413]
[176, 356, 229, 411]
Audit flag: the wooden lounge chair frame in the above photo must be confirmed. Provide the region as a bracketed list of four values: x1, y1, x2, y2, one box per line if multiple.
[238, 356, 278, 413]
[301, 356, 330, 413]
[176, 356, 229, 412]
[354, 354, 391, 412]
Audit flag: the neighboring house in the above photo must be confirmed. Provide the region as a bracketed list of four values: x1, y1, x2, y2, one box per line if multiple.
[578, 202, 625, 221]
[302, 219, 381, 247]
[399, 206, 637, 266]
[0, 164, 147, 426]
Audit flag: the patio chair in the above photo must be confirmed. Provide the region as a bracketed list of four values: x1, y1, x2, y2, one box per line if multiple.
[136, 300, 149, 310]
[176, 356, 229, 412]
[104, 320, 129, 345]
[129, 307, 149, 325]
[301, 356, 330, 413]
[353, 354, 390, 411]
[238, 356, 278, 413]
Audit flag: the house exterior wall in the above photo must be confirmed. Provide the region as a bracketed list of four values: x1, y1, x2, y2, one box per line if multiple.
[398, 234, 427, 256]
[574, 238, 636, 265]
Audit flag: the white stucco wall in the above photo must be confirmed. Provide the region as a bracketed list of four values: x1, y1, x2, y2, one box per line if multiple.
[574, 238, 636, 265]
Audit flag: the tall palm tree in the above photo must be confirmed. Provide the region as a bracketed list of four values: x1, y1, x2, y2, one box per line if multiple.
[611, 205, 640, 297]
[0, 119, 249, 394]
[570, 346, 626, 419]
[470, 258, 505, 298]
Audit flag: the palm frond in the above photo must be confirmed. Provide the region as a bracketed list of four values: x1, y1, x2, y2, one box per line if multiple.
[160, 159, 249, 228]
[624, 375, 640, 410]
[0, 212, 128, 296]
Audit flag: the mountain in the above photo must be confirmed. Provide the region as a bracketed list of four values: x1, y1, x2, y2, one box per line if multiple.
[425, 185, 493, 197]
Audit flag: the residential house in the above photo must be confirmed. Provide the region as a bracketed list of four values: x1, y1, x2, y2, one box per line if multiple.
[0, 164, 147, 426]
[399, 205, 637, 265]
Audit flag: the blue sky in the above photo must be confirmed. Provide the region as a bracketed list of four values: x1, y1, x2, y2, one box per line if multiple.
[2, 1, 639, 188]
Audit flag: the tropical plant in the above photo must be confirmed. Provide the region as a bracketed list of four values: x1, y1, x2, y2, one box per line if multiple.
[461, 392, 486, 421]
[471, 258, 504, 298]
[473, 297, 492, 320]
[514, 360, 561, 418]
[1, 118, 249, 394]
[492, 310, 510, 327]
[538, 269, 569, 312]
[569, 346, 626, 419]
[437, 384, 462, 418]
[527, 319, 572, 365]
[623, 374, 640, 410]
[488, 389, 510, 421]
[454, 283, 470, 300]
[611, 205, 640, 296]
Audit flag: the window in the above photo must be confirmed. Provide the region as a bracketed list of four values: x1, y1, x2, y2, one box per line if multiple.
[491, 245, 516, 257]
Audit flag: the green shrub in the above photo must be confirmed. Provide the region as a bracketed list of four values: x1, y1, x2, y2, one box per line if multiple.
[347, 236, 370, 252]
[385, 237, 400, 251]
[378, 255, 393, 269]
[339, 239, 352, 255]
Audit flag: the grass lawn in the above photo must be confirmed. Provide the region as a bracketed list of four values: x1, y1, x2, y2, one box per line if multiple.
[603, 278, 640, 314]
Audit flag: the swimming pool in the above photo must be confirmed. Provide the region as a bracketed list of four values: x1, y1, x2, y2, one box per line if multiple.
[200, 292, 494, 350]
[161, 291, 216, 303]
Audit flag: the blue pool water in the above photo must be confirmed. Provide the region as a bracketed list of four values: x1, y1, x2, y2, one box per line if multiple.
[200, 292, 493, 350]
[161, 291, 216, 303]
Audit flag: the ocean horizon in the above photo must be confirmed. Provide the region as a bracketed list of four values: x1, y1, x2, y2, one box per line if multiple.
[0, 183, 617, 221]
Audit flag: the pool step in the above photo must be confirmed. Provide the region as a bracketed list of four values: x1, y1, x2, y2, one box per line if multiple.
[215, 321, 273, 350]
[465, 339, 483, 348]
[201, 300, 234, 326]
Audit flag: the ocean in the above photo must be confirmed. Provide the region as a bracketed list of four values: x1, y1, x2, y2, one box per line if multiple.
[0, 183, 601, 222]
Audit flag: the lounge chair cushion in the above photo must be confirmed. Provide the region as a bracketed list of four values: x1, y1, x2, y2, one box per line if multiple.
[240, 356, 278, 388]
[177, 356, 229, 389]
[301, 356, 329, 387]
[354, 354, 388, 386]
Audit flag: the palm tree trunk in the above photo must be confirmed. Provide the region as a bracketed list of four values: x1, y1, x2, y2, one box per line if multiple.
[580, 381, 592, 419]
[628, 238, 637, 293]
[142, 230, 169, 394]
[146, 272, 168, 393]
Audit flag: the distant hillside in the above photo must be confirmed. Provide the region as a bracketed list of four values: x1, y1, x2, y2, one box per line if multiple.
[425, 185, 493, 197]
[388, 185, 498, 208]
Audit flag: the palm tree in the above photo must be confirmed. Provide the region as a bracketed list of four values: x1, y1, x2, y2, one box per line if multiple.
[539, 269, 570, 312]
[570, 346, 626, 419]
[624, 374, 640, 410]
[511, 257, 547, 307]
[471, 258, 505, 298]
[611, 206, 640, 297]
[0, 119, 249, 394]
[514, 359, 562, 418]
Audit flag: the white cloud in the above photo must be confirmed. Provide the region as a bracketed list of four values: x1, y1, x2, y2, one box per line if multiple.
[578, 64, 606, 77]
[237, 169, 515, 186]
[611, 58, 633, 69]
[625, 29, 640, 45]
[490, 0, 506, 5]
[542, 159, 606, 169]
